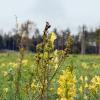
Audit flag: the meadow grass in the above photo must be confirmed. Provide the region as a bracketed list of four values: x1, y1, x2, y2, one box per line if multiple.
[0, 52, 100, 100]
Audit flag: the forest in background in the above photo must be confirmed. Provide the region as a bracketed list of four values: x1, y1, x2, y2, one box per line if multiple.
[0, 20, 100, 54]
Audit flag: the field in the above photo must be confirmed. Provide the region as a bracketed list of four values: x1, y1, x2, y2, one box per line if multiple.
[0, 52, 100, 100]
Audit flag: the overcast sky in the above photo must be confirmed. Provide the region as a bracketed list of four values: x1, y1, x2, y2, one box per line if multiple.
[0, 0, 100, 34]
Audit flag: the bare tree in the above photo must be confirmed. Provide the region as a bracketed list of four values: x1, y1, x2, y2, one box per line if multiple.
[95, 28, 100, 54]
[19, 20, 35, 50]
[79, 25, 87, 54]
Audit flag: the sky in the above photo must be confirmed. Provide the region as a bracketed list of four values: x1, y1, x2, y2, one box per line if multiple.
[0, 0, 100, 34]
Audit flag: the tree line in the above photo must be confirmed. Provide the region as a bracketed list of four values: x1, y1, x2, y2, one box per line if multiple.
[0, 21, 100, 54]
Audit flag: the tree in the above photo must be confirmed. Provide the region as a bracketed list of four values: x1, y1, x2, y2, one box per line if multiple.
[53, 28, 59, 49]
[79, 25, 87, 54]
[61, 30, 67, 50]
[0, 35, 3, 50]
[19, 20, 35, 50]
[95, 28, 100, 54]
[0, 30, 4, 50]
[72, 35, 81, 54]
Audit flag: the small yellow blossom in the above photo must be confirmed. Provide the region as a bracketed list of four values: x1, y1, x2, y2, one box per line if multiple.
[55, 64, 58, 70]
[79, 86, 83, 93]
[31, 82, 36, 91]
[22, 59, 28, 66]
[9, 62, 13, 66]
[61, 97, 67, 100]
[57, 87, 65, 96]
[50, 32, 57, 44]
[12, 63, 18, 68]
[84, 76, 88, 81]
[85, 83, 88, 88]
[81, 63, 89, 69]
[79, 76, 83, 81]
[49, 88, 54, 93]
[1, 63, 6, 67]
[92, 64, 97, 68]
[3, 88, 8, 93]
[54, 57, 59, 63]
[54, 49, 58, 56]
[89, 75, 100, 92]
[84, 94, 88, 100]
[3, 71, 8, 77]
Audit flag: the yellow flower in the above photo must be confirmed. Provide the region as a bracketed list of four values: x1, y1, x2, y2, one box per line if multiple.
[1, 63, 6, 67]
[54, 64, 58, 70]
[84, 95, 88, 100]
[93, 64, 98, 68]
[79, 86, 83, 93]
[31, 81, 36, 91]
[57, 69, 77, 99]
[45, 80, 48, 84]
[79, 76, 83, 81]
[84, 76, 88, 81]
[22, 59, 28, 66]
[54, 49, 58, 56]
[58, 75, 66, 85]
[9, 62, 13, 66]
[81, 63, 89, 69]
[57, 87, 64, 95]
[50, 32, 57, 43]
[3, 71, 8, 77]
[49, 88, 54, 93]
[61, 97, 67, 100]
[85, 83, 88, 88]
[89, 85, 95, 91]
[3, 88, 8, 93]
[89, 75, 100, 92]
[44, 52, 49, 59]
[12, 63, 18, 68]
[54, 57, 59, 63]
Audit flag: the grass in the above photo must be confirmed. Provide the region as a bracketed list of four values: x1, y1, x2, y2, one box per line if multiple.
[0, 52, 100, 100]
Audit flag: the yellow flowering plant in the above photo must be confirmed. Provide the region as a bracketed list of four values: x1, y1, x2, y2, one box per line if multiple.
[57, 68, 77, 100]
[89, 75, 100, 99]
[32, 22, 73, 100]
[0, 22, 74, 100]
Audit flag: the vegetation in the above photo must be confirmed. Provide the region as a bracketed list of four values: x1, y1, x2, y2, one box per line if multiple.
[0, 22, 100, 100]
[0, 53, 100, 100]
[0, 21, 100, 54]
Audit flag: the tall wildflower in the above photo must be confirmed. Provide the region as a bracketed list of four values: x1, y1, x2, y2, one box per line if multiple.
[78, 76, 89, 99]
[89, 75, 100, 93]
[34, 22, 72, 100]
[64, 32, 73, 54]
[35, 22, 58, 100]
[57, 69, 77, 100]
